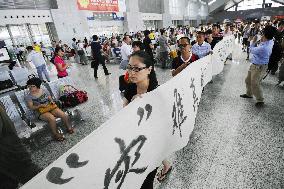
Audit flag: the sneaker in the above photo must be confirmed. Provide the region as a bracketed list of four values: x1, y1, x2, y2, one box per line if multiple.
[105, 73, 111, 76]
[240, 94, 253, 98]
[255, 102, 264, 107]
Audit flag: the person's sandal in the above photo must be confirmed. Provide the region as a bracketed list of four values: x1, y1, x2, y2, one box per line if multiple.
[67, 127, 75, 134]
[54, 133, 65, 142]
[157, 166, 172, 182]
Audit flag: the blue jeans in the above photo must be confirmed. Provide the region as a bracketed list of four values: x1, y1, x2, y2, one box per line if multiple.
[36, 64, 50, 82]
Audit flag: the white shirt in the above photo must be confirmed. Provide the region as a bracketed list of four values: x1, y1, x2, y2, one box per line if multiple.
[78, 42, 84, 50]
[192, 41, 211, 59]
[19, 47, 25, 51]
[120, 42, 132, 61]
[27, 50, 46, 67]
[223, 30, 233, 37]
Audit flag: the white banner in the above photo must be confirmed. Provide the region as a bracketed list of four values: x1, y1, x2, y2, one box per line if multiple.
[212, 36, 235, 75]
[22, 36, 234, 189]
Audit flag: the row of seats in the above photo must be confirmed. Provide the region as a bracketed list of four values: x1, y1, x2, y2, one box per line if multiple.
[0, 76, 84, 139]
[0, 67, 36, 94]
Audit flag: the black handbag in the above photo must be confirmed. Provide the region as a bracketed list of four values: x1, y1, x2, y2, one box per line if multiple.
[0, 79, 14, 91]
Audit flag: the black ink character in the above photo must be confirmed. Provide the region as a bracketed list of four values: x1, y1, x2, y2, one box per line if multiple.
[46, 153, 89, 185]
[104, 135, 148, 189]
[137, 104, 152, 126]
[172, 89, 188, 137]
[190, 78, 200, 112]
[46, 167, 74, 185]
[217, 48, 226, 62]
[66, 153, 89, 168]
[201, 68, 206, 88]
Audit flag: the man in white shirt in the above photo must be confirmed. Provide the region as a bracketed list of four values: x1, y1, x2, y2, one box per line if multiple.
[120, 35, 132, 70]
[26, 46, 50, 82]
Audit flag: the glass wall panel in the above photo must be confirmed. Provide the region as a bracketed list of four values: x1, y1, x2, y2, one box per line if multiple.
[169, 0, 180, 15]
[30, 24, 51, 45]
[9, 25, 31, 46]
[0, 26, 13, 47]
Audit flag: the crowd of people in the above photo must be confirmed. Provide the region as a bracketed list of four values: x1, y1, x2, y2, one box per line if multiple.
[1, 18, 284, 188]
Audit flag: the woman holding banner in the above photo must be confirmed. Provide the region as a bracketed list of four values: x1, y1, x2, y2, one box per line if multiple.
[122, 51, 172, 188]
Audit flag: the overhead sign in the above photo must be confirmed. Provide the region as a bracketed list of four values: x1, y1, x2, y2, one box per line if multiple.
[77, 0, 119, 12]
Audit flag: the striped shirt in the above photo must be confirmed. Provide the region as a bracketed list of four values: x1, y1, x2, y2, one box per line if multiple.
[192, 42, 211, 58]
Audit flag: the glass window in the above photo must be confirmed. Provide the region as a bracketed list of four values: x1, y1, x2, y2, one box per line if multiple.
[10, 25, 31, 46]
[169, 0, 180, 15]
[0, 26, 13, 48]
[30, 24, 51, 45]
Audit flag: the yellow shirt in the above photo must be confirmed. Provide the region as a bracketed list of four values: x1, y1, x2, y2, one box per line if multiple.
[149, 33, 155, 40]
[170, 50, 178, 59]
[34, 45, 41, 53]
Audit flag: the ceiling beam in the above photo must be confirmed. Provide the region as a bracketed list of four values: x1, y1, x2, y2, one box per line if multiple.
[224, 0, 244, 10]
[208, 0, 231, 13]
[271, 0, 284, 5]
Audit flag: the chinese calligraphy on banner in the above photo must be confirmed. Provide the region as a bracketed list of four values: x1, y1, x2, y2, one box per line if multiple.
[77, 0, 119, 12]
[21, 36, 234, 189]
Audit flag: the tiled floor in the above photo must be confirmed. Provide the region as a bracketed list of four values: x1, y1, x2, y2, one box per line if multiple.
[25, 48, 284, 189]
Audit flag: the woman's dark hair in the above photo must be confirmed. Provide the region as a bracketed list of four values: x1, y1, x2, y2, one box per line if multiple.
[92, 35, 98, 41]
[26, 46, 33, 51]
[263, 25, 276, 40]
[55, 47, 64, 55]
[212, 23, 220, 29]
[26, 77, 42, 88]
[130, 51, 158, 87]
[144, 30, 150, 36]
[132, 41, 144, 50]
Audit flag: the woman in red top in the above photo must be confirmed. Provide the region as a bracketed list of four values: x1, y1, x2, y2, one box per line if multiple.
[54, 47, 70, 78]
[171, 37, 199, 77]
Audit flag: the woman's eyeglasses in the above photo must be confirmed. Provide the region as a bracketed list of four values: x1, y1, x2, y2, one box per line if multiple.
[178, 44, 189, 48]
[127, 65, 147, 72]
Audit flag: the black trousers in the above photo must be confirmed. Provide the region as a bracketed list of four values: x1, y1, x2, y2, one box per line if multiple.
[140, 168, 158, 189]
[92, 57, 109, 78]
[0, 172, 18, 189]
[160, 51, 168, 69]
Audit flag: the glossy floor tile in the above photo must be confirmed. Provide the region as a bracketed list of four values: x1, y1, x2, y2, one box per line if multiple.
[24, 49, 284, 189]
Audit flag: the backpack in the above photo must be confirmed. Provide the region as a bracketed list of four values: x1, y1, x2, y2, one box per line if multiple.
[59, 85, 88, 108]
[268, 40, 282, 71]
